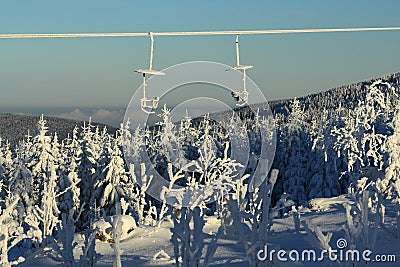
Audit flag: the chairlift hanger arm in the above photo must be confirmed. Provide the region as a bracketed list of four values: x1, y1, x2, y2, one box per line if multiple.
[1, 27, 400, 39]
[236, 34, 240, 67]
[149, 32, 154, 71]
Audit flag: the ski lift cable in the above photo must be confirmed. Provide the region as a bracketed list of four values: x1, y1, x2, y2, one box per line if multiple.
[3, 26, 400, 112]
[1, 27, 400, 39]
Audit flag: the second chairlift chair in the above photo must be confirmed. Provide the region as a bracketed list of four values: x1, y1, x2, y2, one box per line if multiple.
[228, 34, 253, 106]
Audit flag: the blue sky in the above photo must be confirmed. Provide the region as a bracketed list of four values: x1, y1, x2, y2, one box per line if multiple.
[1, 0, 400, 116]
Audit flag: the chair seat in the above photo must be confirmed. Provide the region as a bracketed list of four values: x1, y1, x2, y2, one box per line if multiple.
[230, 65, 253, 71]
[135, 69, 165, 75]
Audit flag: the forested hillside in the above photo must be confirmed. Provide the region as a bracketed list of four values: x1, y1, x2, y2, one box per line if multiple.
[1, 72, 400, 266]
[0, 114, 116, 147]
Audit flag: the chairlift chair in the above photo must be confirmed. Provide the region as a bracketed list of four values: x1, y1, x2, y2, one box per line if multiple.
[228, 35, 253, 106]
[135, 32, 165, 114]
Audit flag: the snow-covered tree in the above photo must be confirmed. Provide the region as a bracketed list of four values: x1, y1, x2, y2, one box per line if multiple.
[78, 119, 101, 227]
[40, 160, 61, 243]
[0, 140, 13, 174]
[331, 109, 363, 192]
[359, 81, 388, 171]
[0, 192, 26, 267]
[282, 98, 309, 204]
[51, 132, 62, 165]
[381, 107, 400, 199]
[0, 139, 13, 201]
[59, 154, 81, 216]
[28, 115, 54, 205]
[0, 138, 7, 200]
[19, 129, 34, 162]
[8, 159, 33, 226]
[91, 142, 128, 215]
[381, 105, 400, 237]
[308, 109, 340, 198]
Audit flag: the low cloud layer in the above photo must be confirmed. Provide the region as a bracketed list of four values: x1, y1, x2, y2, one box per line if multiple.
[58, 108, 125, 128]
[56, 102, 228, 129]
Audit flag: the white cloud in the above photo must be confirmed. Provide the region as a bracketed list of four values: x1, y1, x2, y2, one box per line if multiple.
[58, 108, 125, 128]
[58, 108, 88, 121]
[91, 109, 125, 127]
[55, 101, 230, 128]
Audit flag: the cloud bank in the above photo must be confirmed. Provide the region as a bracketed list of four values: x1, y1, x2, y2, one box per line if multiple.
[58, 108, 125, 128]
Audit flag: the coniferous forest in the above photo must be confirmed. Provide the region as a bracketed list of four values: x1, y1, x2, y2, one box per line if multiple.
[1, 73, 400, 266]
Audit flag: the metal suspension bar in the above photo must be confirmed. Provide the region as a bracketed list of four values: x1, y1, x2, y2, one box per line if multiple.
[149, 32, 154, 70]
[142, 74, 147, 99]
[236, 34, 240, 67]
[1, 27, 400, 39]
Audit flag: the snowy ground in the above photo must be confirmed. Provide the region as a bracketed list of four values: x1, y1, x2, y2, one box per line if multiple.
[17, 195, 400, 267]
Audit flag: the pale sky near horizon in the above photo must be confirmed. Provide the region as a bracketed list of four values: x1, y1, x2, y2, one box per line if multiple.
[1, 0, 400, 115]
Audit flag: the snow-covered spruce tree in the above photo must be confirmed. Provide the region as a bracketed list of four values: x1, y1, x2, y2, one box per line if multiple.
[8, 158, 33, 228]
[119, 120, 156, 223]
[91, 141, 129, 216]
[78, 119, 101, 227]
[308, 109, 340, 199]
[119, 121, 154, 225]
[178, 112, 198, 155]
[28, 115, 54, 206]
[329, 80, 391, 194]
[40, 160, 62, 244]
[51, 132, 62, 165]
[282, 98, 310, 205]
[0, 137, 7, 200]
[0, 192, 26, 267]
[122, 123, 147, 220]
[381, 106, 400, 237]
[54, 130, 83, 267]
[58, 150, 81, 217]
[395, 178, 400, 239]
[18, 129, 34, 162]
[0, 139, 13, 175]
[358, 81, 388, 173]
[63, 126, 82, 164]
[0, 139, 13, 200]
[333, 80, 388, 193]
[124, 123, 145, 167]
[25, 115, 64, 245]
[381, 106, 400, 199]
[331, 109, 363, 192]
[155, 104, 188, 170]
